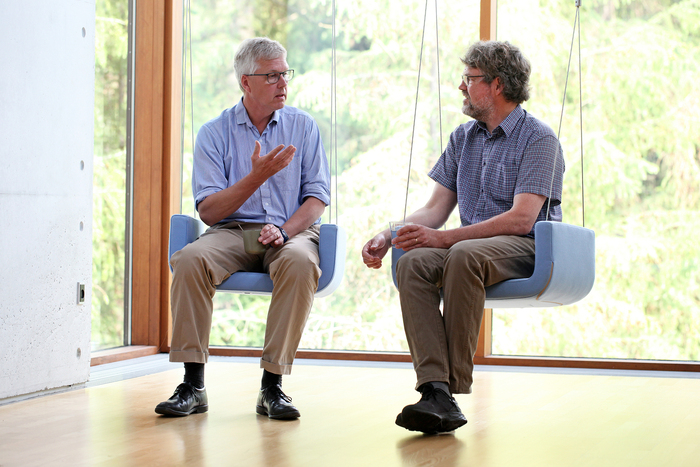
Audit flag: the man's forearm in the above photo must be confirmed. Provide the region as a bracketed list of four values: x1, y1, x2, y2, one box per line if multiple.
[441, 192, 546, 246]
[197, 173, 264, 226]
[281, 197, 327, 238]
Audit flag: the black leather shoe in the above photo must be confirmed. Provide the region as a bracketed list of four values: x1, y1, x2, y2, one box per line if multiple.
[155, 382, 208, 416]
[256, 384, 300, 420]
[395, 383, 467, 434]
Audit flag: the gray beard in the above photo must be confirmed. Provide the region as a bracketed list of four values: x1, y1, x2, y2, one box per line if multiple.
[462, 103, 485, 121]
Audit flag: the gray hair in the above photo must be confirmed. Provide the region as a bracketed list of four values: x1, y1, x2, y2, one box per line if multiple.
[461, 41, 531, 104]
[234, 37, 287, 92]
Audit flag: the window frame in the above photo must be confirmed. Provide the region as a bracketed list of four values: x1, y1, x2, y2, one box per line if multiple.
[91, 0, 700, 374]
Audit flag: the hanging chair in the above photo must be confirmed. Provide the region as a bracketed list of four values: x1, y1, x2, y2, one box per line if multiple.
[169, 215, 346, 297]
[168, 1, 346, 298]
[391, 220, 595, 307]
[391, 0, 595, 308]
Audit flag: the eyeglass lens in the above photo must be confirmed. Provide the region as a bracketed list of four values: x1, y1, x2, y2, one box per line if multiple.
[268, 70, 294, 84]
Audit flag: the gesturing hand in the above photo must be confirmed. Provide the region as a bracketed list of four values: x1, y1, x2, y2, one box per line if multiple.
[250, 141, 296, 182]
[361, 234, 390, 269]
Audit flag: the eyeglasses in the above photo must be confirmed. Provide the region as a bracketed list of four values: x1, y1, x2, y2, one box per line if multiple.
[461, 74, 486, 86]
[245, 69, 294, 84]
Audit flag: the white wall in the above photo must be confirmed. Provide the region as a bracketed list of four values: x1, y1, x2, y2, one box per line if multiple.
[0, 1, 95, 400]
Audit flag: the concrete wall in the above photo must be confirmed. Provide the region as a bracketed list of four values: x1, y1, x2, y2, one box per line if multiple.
[0, 1, 95, 400]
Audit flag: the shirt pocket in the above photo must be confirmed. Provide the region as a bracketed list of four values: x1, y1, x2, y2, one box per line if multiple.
[270, 171, 295, 191]
[490, 162, 518, 202]
[271, 156, 302, 191]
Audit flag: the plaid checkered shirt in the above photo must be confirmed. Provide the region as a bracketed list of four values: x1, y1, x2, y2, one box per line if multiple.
[428, 105, 564, 238]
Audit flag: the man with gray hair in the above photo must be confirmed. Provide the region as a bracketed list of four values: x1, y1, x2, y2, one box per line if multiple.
[156, 37, 330, 420]
[362, 40, 564, 434]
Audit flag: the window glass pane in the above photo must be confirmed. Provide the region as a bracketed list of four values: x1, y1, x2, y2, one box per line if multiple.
[181, 0, 480, 351]
[92, 0, 130, 350]
[493, 0, 700, 360]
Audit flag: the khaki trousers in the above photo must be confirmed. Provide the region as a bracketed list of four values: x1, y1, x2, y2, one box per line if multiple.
[169, 221, 321, 375]
[395, 235, 536, 394]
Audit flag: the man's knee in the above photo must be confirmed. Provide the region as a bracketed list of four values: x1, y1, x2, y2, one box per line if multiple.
[171, 244, 204, 276]
[272, 246, 321, 281]
[395, 252, 414, 284]
[170, 243, 229, 290]
[444, 243, 481, 273]
[395, 249, 441, 289]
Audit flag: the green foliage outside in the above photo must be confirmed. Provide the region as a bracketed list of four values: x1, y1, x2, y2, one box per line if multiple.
[492, 0, 700, 359]
[92, 0, 129, 350]
[93, 0, 700, 360]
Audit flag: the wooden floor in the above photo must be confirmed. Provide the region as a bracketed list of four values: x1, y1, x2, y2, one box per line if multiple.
[1, 356, 700, 467]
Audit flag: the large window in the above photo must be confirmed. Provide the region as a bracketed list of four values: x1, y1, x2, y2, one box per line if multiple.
[492, 0, 700, 361]
[92, 0, 132, 350]
[181, 0, 479, 351]
[178, 0, 699, 362]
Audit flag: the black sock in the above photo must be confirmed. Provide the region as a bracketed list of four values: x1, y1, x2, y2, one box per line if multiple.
[420, 381, 450, 395]
[430, 381, 451, 395]
[183, 362, 205, 389]
[261, 369, 282, 389]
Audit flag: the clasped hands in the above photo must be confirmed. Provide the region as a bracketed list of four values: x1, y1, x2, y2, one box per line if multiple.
[257, 224, 286, 248]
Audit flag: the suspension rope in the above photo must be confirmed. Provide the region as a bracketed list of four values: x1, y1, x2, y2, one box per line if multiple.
[180, 0, 187, 214]
[403, 0, 443, 222]
[434, 0, 443, 158]
[577, 3, 585, 227]
[547, 0, 585, 227]
[331, 0, 338, 225]
[182, 0, 196, 218]
[404, 0, 430, 221]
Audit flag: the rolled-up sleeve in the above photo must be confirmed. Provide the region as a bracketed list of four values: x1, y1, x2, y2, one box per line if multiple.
[192, 124, 228, 209]
[299, 116, 331, 205]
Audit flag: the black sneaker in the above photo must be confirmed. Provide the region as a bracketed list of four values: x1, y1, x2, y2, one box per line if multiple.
[395, 383, 467, 434]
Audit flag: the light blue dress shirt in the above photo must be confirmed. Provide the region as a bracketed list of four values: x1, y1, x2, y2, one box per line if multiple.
[192, 99, 331, 226]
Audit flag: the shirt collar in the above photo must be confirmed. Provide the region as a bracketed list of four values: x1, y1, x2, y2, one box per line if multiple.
[498, 105, 524, 137]
[234, 97, 251, 126]
[234, 97, 281, 129]
[475, 104, 524, 137]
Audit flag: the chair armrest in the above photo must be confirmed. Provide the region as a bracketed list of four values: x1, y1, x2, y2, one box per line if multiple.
[484, 221, 595, 308]
[169, 214, 207, 269]
[537, 221, 595, 305]
[316, 224, 346, 297]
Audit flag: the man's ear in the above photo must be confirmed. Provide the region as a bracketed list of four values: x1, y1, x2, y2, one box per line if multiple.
[493, 76, 503, 94]
[491, 77, 503, 96]
[241, 75, 252, 94]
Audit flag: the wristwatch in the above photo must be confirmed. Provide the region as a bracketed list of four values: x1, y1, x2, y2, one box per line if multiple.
[277, 226, 289, 243]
